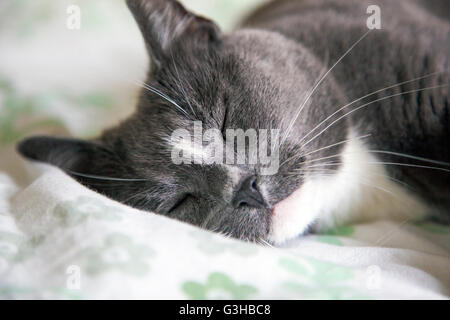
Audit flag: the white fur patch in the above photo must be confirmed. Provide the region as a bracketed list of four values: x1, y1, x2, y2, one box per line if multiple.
[268, 133, 429, 245]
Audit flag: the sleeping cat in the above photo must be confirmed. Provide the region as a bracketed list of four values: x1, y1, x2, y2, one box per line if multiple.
[18, 0, 449, 244]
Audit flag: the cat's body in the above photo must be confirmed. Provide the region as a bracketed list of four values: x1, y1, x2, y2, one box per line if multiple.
[18, 0, 450, 244]
[241, 0, 450, 241]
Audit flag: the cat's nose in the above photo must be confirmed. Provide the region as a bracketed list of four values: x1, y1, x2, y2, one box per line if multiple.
[232, 175, 267, 209]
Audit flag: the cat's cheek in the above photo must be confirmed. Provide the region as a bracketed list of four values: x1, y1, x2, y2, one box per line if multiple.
[268, 186, 318, 245]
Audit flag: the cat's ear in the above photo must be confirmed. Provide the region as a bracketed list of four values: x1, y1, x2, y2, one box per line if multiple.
[126, 0, 221, 67]
[17, 136, 122, 179]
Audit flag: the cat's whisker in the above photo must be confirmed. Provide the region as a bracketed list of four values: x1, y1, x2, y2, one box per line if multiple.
[299, 68, 450, 143]
[136, 80, 190, 117]
[365, 161, 450, 173]
[66, 170, 149, 182]
[301, 160, 450, 174]
[290, 168, 335, 172]
[280, 30, 372, 146]
[302, 83, 450, 148]
[295, 166, 414, 203]
[358, 179, 401, 201]
[170, 50, 197, 116]
[300, 134, 372, 158]
[367, 150, 450, 167]
[291, 169, 337, 175]
[260, 239, 275, 248]
[122, 187, 156, 205]
[299, 153, 342, 165]
[278, 134, 371, 169]
[73, 182, 145, 188]
[292, 165, 339, 173]
[287, 168, 338, 178]
[303, 161, 342, 169]
[373, 216, 414, 246]
[257, 238, 274, 248]
[294, 164, 416, 192]
[278, 153, 304, 169]
[299, 148, 450, 170]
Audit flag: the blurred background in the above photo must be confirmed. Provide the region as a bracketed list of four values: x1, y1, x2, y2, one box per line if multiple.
[0, 0, 268, 182]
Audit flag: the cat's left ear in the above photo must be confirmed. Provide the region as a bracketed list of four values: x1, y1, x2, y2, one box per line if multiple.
[126, 0, 221, 67]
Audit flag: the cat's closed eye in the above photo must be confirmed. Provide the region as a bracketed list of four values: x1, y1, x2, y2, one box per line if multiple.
[168, 193, 198, 214]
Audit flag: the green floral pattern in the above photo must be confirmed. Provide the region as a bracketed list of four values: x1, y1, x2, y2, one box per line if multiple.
[0, 231, 31, 268]
[183, 272, 258, 300]
[190, 231, 258, 256]
[279, 257, 370, 299]
[0, 285, 84, 300]
[316, 226, 355, 246]
[76, 233, 154, 276]
[280, 257, 354, 285]
[53, 196, 122, 227]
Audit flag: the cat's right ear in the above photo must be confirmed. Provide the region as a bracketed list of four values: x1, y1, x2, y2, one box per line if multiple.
[126, 0, 221, 68]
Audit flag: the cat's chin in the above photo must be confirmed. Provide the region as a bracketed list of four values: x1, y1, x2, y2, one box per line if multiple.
[268, 186, 319, 245]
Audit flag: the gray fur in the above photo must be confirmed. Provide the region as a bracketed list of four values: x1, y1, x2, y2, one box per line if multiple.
[17, 0, 450, 241]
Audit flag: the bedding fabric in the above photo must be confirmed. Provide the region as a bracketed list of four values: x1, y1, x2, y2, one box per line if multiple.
[0, 163, 449, 299]
[0, 0, 449, 300]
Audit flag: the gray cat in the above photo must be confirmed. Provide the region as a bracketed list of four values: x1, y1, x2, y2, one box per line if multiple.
[18, 0, 449, 244]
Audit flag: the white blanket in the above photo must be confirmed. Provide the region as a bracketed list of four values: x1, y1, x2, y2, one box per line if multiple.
[0, 160, 449, 299]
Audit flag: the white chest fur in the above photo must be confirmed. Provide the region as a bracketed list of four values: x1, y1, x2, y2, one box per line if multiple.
[269, 133, 429, 244]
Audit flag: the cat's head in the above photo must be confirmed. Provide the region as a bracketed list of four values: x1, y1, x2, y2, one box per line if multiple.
[17, 0, 347, 244]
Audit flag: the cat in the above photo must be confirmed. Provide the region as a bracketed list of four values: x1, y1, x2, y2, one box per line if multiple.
[18, 0, 449, 245]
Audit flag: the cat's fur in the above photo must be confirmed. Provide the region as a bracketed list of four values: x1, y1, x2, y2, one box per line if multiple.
[18, 0, 449, 244]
